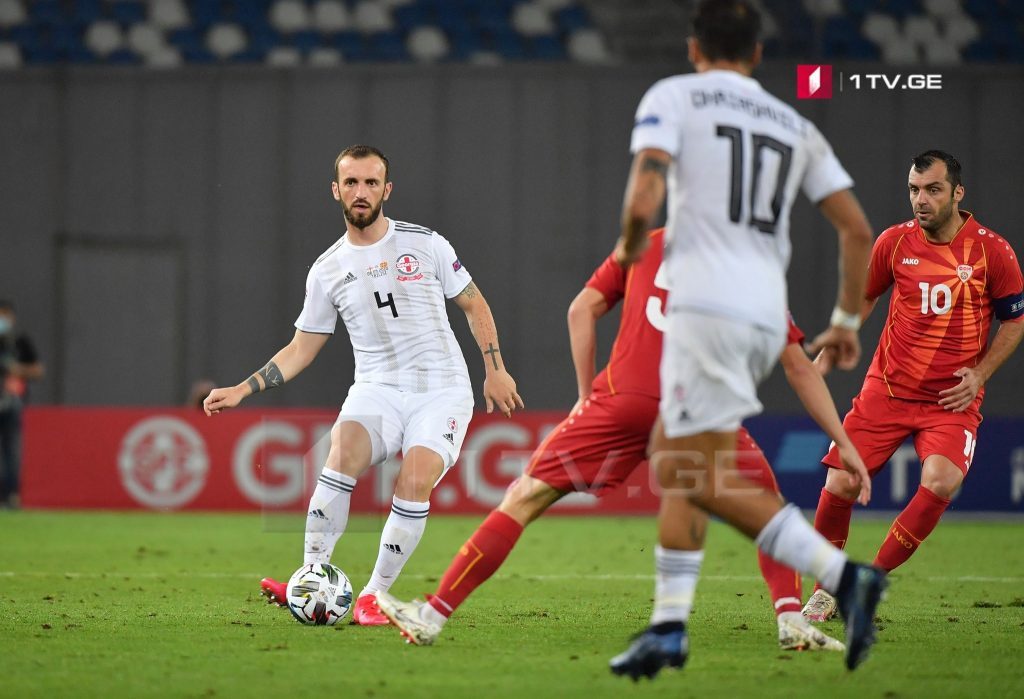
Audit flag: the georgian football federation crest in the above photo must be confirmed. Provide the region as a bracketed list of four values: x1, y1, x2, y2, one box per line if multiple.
[396, 254, 423, 282]
[957, 264, 974, 282]
[447, 417, 458, 433]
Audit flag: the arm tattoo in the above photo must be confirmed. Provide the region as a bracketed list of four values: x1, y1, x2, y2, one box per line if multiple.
[458, 282, 479, 299]
[252, 361, 284, 392]
[246, 376, 260, 395]
[640, 156, 668, 177]
[484, 343, 500, 371]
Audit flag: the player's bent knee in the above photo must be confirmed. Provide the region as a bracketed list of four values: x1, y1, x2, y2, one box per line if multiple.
[824, 468, 861, 501]
[497, 476, 561, 525]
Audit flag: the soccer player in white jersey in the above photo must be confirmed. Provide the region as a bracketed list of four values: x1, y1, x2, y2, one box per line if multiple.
[607, 0, 885, 678]
[203, 145, 524, 626]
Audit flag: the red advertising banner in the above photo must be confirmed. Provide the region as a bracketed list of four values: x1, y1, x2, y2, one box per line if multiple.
[21, 407, 659, 514]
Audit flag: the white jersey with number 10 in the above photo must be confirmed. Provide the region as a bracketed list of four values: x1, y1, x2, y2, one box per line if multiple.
[295, 218, 472, 393]
[631, 69, 853, 334]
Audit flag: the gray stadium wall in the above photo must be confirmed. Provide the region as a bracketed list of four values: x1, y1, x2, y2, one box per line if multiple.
[1, 62, 1022, 415]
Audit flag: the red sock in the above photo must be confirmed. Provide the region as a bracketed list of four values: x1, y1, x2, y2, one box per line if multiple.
[758, 550, 803, 616]
[873, 485, 950, 572]
[428, 510, 524, 618]
[811, 487, 855, 592]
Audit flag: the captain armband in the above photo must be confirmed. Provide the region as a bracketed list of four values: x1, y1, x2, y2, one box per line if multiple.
[993, 292, 1024, 321]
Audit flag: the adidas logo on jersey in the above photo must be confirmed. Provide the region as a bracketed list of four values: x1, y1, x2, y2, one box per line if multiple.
[901, 257, 920, 265]
[442, 433, 454, 444]
[384, 543, 403, 555]
[308, 508, 328, 520]
[342, 272, 357, 285]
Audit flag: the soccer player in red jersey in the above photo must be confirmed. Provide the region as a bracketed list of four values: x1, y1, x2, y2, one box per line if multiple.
[376, 229, 864, 652]
[803, 150, 1024, 621]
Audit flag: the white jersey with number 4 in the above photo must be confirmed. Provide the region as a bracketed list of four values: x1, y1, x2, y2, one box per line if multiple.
[296, 218, 472, 393]
[631, 69, 853, 334]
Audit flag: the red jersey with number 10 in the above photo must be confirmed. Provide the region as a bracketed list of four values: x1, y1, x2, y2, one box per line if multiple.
[864, 212, 1024, 404]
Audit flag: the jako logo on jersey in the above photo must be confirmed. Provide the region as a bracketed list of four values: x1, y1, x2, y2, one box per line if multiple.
[957, 264, 974, 282]
[796, 65, 833, 99]
[366, 261, 388, 278]
[901, 257, 920, 265]
[396, 254, 424, 282]
[635, 114, 660, 127]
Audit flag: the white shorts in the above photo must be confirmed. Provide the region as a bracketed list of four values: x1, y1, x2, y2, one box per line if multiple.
[338, 382, 474, 469]
[660, 310, 786, 439]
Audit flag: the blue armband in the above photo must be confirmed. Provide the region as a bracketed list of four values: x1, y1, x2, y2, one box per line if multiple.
[994, 292, 1024, 321]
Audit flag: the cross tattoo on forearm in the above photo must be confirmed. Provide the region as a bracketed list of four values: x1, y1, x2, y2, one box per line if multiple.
[484, 343, 500, 371]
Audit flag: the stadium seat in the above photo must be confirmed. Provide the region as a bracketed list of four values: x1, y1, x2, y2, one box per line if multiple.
[308, 46, 343, 65]
[0, 0, 26, 29]
[269, 0, 310, 33]
[312, 0, 351, 32]
[127, 22, 164, 58]
[0, 40, 22, 68]
[511, 3, 556, 37]
[944, 13, 980, 48]
[567, 27, 611, 63]
[206, 22, 248, 59]
[149, 0, 190, 31]
[802, 0, 844, 19]
[407, 25, 449, 62]
[265, 45, 302, 66]
[84, 20, 125, 58]
[353, 1, 395, 33]
[922, 38, 962, 64]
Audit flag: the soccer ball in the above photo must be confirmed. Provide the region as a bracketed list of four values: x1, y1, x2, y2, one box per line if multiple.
[286, 563, 353, 626]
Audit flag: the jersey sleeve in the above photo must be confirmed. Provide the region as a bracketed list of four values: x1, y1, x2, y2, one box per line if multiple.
[584, 253, 627, 307]
[799, 122, 854, 204]
[986, 236, 1024, 321]
[865, 230, 897, 300]
[630, 78, 684, 157]
[294, 265, 338, 334]
[432, 232, 473, 298]
[785, 311, 805, 346]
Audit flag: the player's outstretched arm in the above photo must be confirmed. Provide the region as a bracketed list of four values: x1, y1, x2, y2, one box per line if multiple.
[939, 319, 1024, 412]
[452, 281, 524, 418]
[616, 148, 669, 266]
[780, 342, 871, 505]
[567, 287, 610, 412]
[203, 329, 330, 416]
[808, 189, 873, 369]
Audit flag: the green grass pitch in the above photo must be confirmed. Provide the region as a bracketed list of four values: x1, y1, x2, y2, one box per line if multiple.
[1, 511, 1021, 698]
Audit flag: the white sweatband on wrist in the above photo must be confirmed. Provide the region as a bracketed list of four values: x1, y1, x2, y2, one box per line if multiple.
[830, 306, 861, 331]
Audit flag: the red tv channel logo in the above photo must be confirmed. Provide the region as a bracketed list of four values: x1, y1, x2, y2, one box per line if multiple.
[796, 65, 833, 99]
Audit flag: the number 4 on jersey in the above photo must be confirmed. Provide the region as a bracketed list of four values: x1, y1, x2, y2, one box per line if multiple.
[375, 291, 398, 318]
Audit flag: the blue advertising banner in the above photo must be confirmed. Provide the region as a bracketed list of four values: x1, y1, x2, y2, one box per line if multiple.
[745, 415, 1024, 513]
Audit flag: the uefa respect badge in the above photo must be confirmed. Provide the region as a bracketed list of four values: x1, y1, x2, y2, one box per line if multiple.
[796, 64, 833, 99]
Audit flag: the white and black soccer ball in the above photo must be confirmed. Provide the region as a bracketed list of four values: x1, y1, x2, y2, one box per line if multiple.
[286, 563, 353, 626]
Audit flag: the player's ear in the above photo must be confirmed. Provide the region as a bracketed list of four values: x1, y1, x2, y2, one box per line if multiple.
[749, 42, 763, 69]
[687, 37, 700, 66]
[331, 180, 341, 201]
[953, 184, 964, 203]
[383, 181, 393, 201]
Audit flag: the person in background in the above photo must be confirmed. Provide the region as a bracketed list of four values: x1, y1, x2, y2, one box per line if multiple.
[0, 300, 44, 509]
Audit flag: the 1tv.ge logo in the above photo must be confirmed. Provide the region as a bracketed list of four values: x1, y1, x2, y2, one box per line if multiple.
[796, 64, 832, 99]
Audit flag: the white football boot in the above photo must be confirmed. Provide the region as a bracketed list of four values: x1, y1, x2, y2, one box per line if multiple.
[802, 589, 838, 622]
[375, 591, 444, 646]
[778, 612, 845, 651]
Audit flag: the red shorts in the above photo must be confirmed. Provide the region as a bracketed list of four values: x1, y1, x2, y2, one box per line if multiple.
[735, 427, 780, 493]
[822, 386, 982, 477]
[525, 391, 658, 496]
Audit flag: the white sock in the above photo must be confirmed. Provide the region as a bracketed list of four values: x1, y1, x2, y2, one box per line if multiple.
[755, 504, 847, 594]
[419, 601, 448, 628]
[303, 469, 356, 565]
[650, 545, 704, 625]
[359, 496, 430, 597]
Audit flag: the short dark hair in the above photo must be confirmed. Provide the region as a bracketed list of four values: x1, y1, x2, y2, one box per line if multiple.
[692, 0, 761, 62]
[334, 145, 390, 183]
[911, 150, 962, 189]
